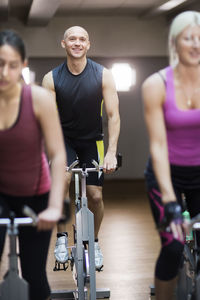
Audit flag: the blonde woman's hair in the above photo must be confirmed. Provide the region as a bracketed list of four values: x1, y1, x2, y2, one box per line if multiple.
[168, 10, 200, 67]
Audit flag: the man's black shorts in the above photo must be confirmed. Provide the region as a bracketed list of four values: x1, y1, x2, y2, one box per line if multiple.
[65, 137, 104, 186]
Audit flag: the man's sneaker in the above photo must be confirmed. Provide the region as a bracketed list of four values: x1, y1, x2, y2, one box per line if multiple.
[94, 242, 103, 270]
[54, 232, 69, 263]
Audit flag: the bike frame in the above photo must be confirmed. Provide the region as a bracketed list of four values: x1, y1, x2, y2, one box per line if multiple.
[73, 164, 96, 300]
[150, 213, 200, 299]
[52, 160, 110, 300]
[0, 207, 37, 300]
[177, 219, 200, 300]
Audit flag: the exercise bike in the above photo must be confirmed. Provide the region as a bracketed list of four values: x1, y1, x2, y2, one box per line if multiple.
[0, 206, 37, 300]
[150, 213, 200, 300]
[52, 154, 122, 300]
[176, 213, 200, 300]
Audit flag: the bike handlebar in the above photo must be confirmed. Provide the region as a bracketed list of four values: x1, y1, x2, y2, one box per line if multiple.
[67, 163, 103, 173]
[159, 212, 200, 232]
[67, 153, 122, 173]
[189, 213, 200, 230]
[0, 217, 35, 226]
[0, 206, 38, 226]
[0, 203, 68, 226]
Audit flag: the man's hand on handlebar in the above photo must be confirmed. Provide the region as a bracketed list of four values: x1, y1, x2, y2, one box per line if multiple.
[103, 152, 122, 174]
[67, 153, 122, 174]
[103, 152, 117, 174]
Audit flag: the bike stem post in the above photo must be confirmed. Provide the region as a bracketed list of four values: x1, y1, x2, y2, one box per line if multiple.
[7, 223, 19, 273]
[81, 170, 88, 208]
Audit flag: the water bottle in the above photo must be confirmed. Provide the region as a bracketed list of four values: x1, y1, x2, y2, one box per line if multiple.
[182, 210, 193, 241]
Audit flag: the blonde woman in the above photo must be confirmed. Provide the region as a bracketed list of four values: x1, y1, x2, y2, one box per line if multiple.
[142, 11, 200, 300]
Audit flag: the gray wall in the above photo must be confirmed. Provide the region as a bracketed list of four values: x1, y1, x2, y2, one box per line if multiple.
[1, 15, 168, 57]
[1, 15, 170, 179]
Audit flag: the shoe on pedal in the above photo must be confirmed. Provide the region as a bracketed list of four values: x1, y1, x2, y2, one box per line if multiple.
[54, 232, 69, 263]
[94, 242, 103, 270]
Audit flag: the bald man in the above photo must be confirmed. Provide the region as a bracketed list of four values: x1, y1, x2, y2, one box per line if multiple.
[42, 26, 120, 270]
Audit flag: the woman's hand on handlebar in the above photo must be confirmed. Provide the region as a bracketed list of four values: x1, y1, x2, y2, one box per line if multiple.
[170, 221, 184, 241]
[159, 201, 185, 241]
[37, 207, 62, 231]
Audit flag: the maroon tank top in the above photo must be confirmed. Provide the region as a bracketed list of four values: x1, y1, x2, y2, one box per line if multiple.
[0, 85, 51, 196]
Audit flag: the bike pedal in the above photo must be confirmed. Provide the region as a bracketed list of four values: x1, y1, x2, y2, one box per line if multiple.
[53, 260, 68, 271]
[96, 265, 103, 272]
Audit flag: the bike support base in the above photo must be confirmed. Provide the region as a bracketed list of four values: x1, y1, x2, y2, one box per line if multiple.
[51, 288, 110, 299]
[150, 284, 155, 296]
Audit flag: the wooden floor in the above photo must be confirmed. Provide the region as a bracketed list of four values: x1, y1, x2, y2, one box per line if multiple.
[0, 180, 160, 300]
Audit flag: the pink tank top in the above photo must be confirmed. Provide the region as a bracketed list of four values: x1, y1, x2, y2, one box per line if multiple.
[164, 66, 200, 166]
[0, 85, 51, 196]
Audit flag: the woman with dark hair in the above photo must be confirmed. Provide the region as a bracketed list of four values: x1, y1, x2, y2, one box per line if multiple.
[0, 29, 66, 300]
[142, 11, 200, 300]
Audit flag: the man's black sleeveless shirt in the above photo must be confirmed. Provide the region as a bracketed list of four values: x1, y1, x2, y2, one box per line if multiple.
[52, 58, 104, 140]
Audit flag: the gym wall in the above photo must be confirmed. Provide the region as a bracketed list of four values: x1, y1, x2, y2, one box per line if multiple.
[1, 15, 169, 180]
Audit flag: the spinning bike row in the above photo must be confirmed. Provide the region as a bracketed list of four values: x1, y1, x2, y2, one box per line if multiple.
[3, 155, 200, 300]
[0, 154, 122, 300]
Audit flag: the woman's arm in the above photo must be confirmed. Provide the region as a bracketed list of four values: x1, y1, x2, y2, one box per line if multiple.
[142, 73, 176, 204]
[32, 84, 66, 230]
[142, 73, 184, 240]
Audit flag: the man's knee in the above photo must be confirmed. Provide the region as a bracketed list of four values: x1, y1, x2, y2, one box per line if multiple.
[88, 189, 103, 205]
[87, 187, 103, 205]
[89, 193, 102, 205]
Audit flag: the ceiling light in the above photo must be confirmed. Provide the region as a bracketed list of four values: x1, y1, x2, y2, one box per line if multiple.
[158, 0, 188, 11]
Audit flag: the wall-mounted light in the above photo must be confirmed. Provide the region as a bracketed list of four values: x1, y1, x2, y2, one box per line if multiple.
[22, 67, 35, 84]
[157, 0, 188, 11]
[111, 63, 136, 92]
